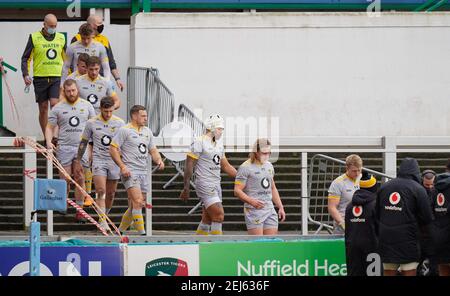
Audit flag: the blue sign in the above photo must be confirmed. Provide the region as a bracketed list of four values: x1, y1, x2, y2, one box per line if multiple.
[34, 179, 67, 211]
[0, 247, 123, 276]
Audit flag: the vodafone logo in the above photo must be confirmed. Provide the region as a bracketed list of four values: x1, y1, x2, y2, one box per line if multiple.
[101, 135, 111, 146]
[437, 193, 445, 207]
[212, 154, 220, 165]
[261, 177, 270, 189]
[138, 143, 147, 154]
[46, 48, 57, 60]
[389, 192, 401, 205]
[87, 94, 98, 105]
[352, 206, 363, 217]
[69, 116, 80, 127]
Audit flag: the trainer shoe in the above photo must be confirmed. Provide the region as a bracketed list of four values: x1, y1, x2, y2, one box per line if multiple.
[99, 220, 111, 232]
[83, 195, 94, 207]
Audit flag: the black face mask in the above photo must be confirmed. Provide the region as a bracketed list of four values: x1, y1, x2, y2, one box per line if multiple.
[97, 24, 104, 34]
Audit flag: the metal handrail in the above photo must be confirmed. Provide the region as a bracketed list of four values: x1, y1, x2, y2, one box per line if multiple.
[306, 153, 395, 235]
[127, 66, 175, 136]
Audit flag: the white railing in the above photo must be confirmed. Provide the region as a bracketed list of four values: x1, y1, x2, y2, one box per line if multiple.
[6, 135, 449, 237]
[0, 137, 36, 231]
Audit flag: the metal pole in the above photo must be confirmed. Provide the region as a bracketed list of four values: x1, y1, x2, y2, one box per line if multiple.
[301, 152, 308, 236]
[29, 212, 40, 276]
[383, 136, 397, 180]
[23, 145, 36, 229]
[146, 160, 152, 236]
[47, 153, 54, 236]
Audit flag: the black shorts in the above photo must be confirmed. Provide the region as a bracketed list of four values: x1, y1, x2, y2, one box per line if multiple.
[33, 77, 61, 103]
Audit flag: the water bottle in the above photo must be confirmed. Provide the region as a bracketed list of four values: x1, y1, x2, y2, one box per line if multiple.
[24, 76, 32, 93]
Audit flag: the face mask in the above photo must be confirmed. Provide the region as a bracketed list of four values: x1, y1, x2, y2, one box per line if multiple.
[46, 27, 56, 35]
[97, 25, 104, 34]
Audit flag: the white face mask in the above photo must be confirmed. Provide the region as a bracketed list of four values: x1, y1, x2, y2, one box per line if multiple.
[46, 27, 57, 35]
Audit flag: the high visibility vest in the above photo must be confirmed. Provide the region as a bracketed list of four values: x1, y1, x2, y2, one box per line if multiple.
[74, 33, 110, 49]
[31, 31, 65, 77]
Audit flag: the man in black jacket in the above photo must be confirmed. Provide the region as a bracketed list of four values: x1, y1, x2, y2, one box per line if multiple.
[417, 169, 438, 276]
[345, 171, 380, 276]
[432, 172, 450, 276]
[376, 158, 434, 276]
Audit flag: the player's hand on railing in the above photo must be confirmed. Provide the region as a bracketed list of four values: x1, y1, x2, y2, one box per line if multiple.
[120, 165, 131, 178]
[179, 188, 190, 201]
[249, 198, 265, 209]
[156, 159, 165, 171]
[337, 221, 346, 231]
[278, 207, 286, 222]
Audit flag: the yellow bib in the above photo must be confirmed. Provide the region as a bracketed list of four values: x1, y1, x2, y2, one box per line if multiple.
[31, 31, 65, 77]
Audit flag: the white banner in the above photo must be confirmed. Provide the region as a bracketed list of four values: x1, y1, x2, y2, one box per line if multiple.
[126, 245, 199, 276]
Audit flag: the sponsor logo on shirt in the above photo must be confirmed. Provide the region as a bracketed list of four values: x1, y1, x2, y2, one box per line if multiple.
[212, 154, 221, 165]
[46, 48, 57, 60]
[101, 135, 112, 146]
[69, 116, 80, 127]
[261, 177, 270, 189]
[350, 205, 366, 222]
[435, 193, 447, 212]
[385, 192, 402, 211]
[138, 143, 147, 154]
[352, 205, 363, 217]
[87, 94, 98, 105]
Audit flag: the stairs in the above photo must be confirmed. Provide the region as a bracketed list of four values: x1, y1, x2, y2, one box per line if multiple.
[0, 152, 447, 233]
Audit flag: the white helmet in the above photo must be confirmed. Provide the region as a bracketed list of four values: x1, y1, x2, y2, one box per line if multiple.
[205, 114, 225, 132]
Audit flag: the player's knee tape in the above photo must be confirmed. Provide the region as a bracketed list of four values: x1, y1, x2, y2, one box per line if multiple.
[96, 193, 106, 200]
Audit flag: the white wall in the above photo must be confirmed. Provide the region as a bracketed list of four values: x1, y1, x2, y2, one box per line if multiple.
[131, 12, 450, 137]
[0, 22, 129, 140]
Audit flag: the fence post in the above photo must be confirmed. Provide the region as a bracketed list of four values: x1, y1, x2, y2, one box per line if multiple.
[23, 144, 36, 229]
[146, 159, 152, 236]
[47, 156, 54, 236]
[301, 152, 308, 235]
[383, 136, 397, 180]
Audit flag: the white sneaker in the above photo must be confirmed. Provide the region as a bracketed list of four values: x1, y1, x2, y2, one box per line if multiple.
[99, 220, 111, 232]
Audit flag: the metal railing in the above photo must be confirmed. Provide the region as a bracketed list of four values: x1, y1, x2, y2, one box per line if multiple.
[176, 104, 207, 214]
[0, 137, 36, 231]
[126, 66, 148, 121]
[127, 67, 175, 136]
[5, 135, 450, 237]
[307, 154, 394, 235]
[147, 69, 175, 136]
[178, 104, 206, 137]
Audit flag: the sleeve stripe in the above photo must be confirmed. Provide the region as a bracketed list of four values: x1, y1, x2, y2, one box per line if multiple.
[187, 152, 199, 160]
[110, 142, 119, 148]
[328, 195, 341, 200]
[234, 181, 244, 185]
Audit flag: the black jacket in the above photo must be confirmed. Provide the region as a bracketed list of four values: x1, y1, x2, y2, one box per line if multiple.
[376, 158, 434, 263]
[432, 173, 450, 263]
[419, 186, 436, 258]
[345, 189, 378, 249]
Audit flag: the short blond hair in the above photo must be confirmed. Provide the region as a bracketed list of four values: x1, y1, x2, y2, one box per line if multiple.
[345, 154, 362, 168]
[249, 138, 271, 163]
